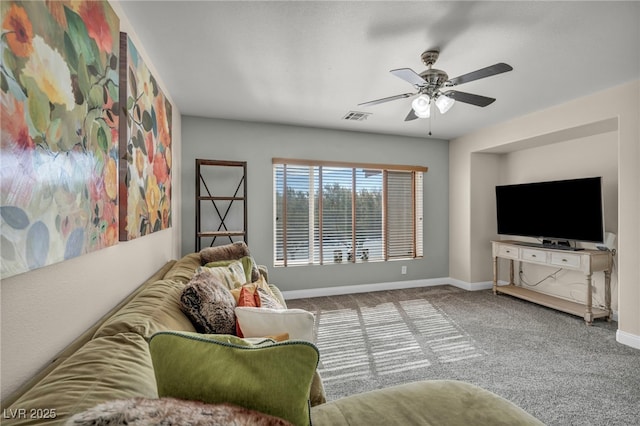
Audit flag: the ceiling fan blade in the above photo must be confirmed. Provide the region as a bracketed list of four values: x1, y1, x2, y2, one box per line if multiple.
[443, 90, 496, 107]
[390, 68, 427, 87]
[447, 63, 513, 86]
[358, 93, 415, 107]
[404, 109, 419, 121]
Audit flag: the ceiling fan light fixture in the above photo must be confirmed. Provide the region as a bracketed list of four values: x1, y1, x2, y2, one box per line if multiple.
[414, 108, 430, 119]
[435, 94, 455, 114]
[411, 95, 431, 118]
[358, 51, 512, 127]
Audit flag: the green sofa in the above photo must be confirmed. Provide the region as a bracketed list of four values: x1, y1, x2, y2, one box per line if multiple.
[1, 253, 543, 425]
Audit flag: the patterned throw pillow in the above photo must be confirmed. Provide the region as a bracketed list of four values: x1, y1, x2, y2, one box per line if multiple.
[204, 256, 257, 284]
[256, 287, 284, 309]
[180, 269, 236, 335]
[198, 260, 246, 290]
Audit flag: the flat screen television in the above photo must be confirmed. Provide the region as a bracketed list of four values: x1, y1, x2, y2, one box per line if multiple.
[495, 177, 604, 244]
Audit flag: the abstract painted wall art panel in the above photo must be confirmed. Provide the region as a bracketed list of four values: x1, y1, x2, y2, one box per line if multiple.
[0, 1, 120, 278]
[118, 33, 172, 241]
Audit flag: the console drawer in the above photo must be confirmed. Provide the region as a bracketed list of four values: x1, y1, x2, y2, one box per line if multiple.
[549, 252, 581, 268]
[521, 248, 547, 263]
[497, 245, 519, 259]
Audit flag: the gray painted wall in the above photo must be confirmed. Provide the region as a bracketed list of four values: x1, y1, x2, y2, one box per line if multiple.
[181, 116, 449, 292]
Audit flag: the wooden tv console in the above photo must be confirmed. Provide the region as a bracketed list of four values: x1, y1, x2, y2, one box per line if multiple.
[491, 240, 612, 325]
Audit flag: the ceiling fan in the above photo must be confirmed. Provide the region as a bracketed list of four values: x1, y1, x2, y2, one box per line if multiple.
[359, 49, 513, 121]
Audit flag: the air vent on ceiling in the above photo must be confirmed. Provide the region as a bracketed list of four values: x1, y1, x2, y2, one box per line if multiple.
[343, 111, 371, 121]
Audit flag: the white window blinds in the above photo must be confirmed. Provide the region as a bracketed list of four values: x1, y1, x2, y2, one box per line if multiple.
[273, 159, 426, 266]
[386, 171, 415, 259]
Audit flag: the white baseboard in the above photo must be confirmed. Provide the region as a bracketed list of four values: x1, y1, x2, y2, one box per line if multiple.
[616, 330, 640, 350]
[281, 277, 492, 300]
[446, 278, 495, 291]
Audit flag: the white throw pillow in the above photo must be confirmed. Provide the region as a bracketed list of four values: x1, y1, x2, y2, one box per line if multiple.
[234, 307, 315, 342]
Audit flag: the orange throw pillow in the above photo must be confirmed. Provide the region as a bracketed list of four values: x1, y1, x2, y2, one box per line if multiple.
[237, 286, 258, 308]
[236, 286, 258, 337]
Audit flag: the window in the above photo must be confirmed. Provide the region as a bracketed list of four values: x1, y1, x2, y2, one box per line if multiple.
[273, 158, 427, 266]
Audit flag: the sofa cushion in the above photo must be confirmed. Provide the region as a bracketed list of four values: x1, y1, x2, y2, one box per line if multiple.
[310, 380, 544, 426]
[180, 268, 237, 335]
[4, 333, 157, 426]
[94, 279, 196, 339]
[162, 252, 201, 283]
[149, 332, 319, 426]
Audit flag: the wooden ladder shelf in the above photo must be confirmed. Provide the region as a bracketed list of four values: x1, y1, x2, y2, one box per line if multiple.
[195, 159, 247, 251]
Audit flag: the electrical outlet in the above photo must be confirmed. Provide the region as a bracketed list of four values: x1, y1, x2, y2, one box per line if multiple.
[401, 265, 407, 275]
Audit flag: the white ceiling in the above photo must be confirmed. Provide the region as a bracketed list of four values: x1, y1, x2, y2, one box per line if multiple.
[119, 1, 640, 141]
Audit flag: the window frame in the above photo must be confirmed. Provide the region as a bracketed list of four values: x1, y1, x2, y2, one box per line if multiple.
[273, 158, 427, 267]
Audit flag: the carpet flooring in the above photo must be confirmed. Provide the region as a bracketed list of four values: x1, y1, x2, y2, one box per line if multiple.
[287, 285, 640, 426]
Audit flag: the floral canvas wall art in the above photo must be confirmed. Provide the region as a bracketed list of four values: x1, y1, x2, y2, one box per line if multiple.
[1, 1, 120, 278]
[118, 33, 172, 241]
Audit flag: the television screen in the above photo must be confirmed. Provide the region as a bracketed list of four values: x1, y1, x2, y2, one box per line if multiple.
[495, 177, 604, 243]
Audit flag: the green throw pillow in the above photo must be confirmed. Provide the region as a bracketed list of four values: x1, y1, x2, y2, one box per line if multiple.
[149, 331, 319, 426]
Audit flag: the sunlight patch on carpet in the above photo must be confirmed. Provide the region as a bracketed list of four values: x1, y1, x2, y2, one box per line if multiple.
[316, 298, 484, 383]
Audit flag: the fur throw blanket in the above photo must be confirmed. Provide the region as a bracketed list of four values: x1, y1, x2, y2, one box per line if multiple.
[66, 397, 294, 426]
